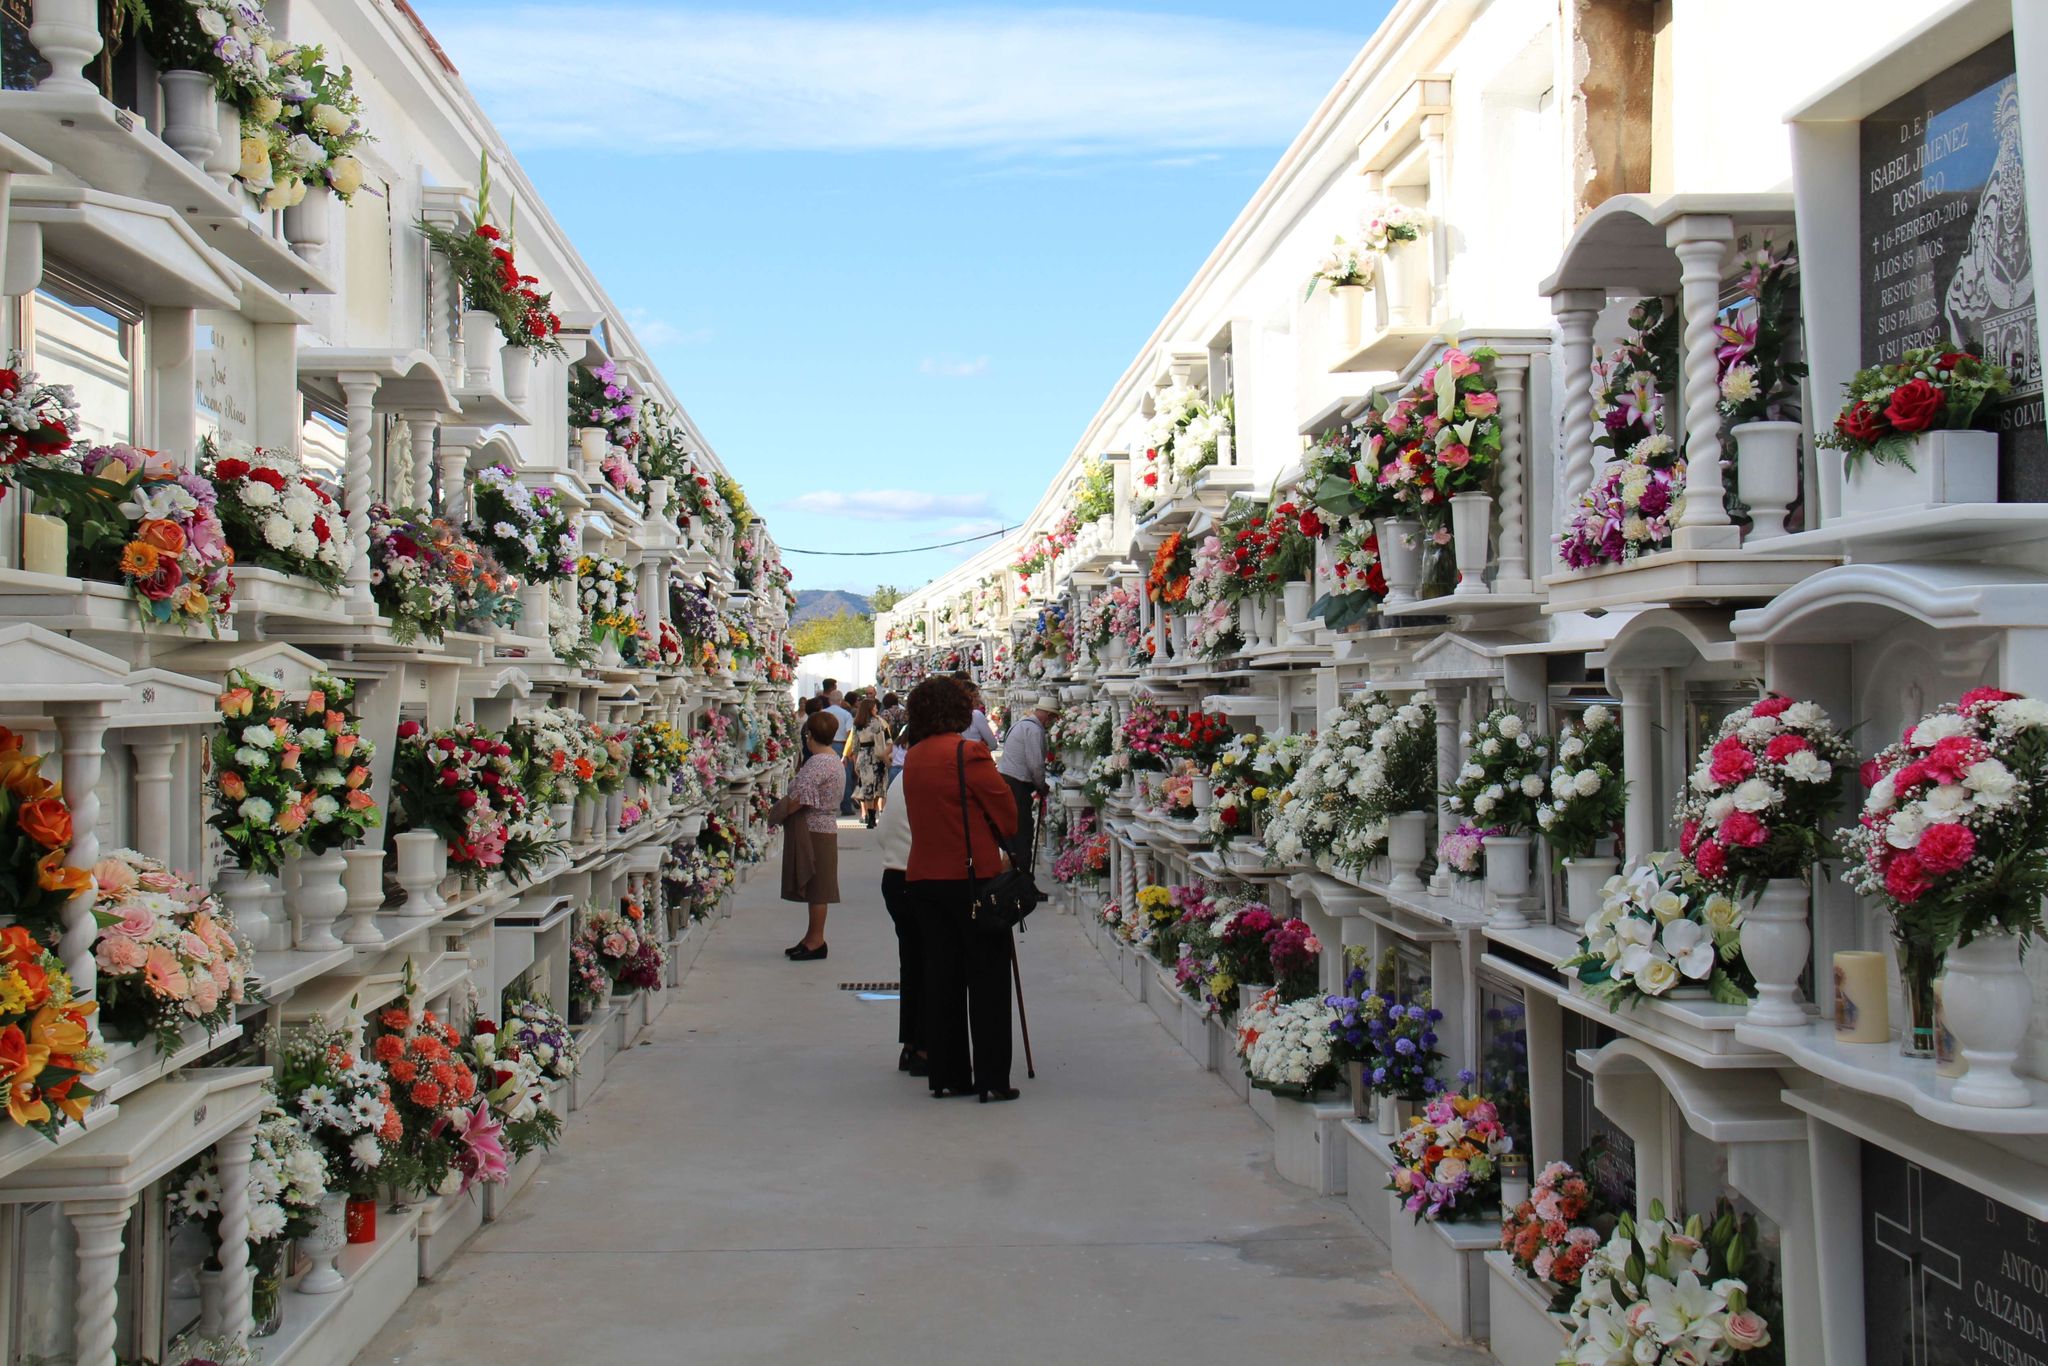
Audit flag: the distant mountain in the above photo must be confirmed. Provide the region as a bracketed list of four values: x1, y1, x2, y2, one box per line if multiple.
[792, 589, 872, 624]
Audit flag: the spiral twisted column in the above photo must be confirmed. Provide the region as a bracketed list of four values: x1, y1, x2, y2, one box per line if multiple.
[340, 374, 381, 616]
[1493, 353, 1533, 594]
[67, 1196, 136, 1366]
[214, 1117, 260, 1344]
[1550, 289, 1606, 520]
[55, 706, 109, 1025]
[1667, 217, 1740, 549]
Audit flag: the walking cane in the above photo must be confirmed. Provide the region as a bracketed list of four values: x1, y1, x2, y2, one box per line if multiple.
[1010, 932, 1036, 1080]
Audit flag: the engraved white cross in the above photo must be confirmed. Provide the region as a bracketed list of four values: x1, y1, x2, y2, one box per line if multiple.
[1875, 1163, 1965, 1366]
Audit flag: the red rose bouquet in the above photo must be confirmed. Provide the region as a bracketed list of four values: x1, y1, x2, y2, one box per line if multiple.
[1819, 347, 2010, 473]
[1676, 694, 1854, 898]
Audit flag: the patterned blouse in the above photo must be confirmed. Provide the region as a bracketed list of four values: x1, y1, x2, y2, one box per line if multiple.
[789, 752, 843, 833]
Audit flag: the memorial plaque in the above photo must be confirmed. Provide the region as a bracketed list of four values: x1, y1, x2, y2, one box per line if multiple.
[1862, 1142, 2048, 1365]
[1860, 35, 2043, 499]
[196, 311, 257, 448]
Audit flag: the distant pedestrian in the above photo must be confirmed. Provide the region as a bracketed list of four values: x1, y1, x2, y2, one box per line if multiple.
[822, 692, 855, 816]
[771, 711, 843, 961]
[848, 696, 892, 828]
[875, 770, 924, 1076]
[997, 693, 1058, 878]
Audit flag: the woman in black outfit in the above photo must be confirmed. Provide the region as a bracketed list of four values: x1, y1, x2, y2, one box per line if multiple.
[899, 677, 1020, 1102]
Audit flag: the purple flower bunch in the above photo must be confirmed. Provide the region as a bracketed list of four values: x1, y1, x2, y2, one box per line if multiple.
[670, 577, 721, 645]
[1366, 998, 1444, 1100]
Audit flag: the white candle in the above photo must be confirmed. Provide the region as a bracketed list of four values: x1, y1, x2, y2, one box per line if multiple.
[1833, 950, 1888, 1044]
[21, 512, 66, 578]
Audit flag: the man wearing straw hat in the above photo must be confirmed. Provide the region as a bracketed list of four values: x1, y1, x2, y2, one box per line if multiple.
[996, 692, 1059, 879]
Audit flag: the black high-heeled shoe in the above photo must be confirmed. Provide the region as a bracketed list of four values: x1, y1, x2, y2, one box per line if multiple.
[789, 942, 828, 961]
[978, 1088, 1021, 1104]
[785, 941, 808, 958]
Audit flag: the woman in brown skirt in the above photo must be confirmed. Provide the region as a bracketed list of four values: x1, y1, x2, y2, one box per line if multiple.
[774, 709, 844, 961]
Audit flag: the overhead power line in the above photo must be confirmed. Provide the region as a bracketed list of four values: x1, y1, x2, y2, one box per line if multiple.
[778, 526, 1013, 557]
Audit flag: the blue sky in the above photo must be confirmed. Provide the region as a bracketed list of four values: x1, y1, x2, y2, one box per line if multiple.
[414, 3, 1388, 594]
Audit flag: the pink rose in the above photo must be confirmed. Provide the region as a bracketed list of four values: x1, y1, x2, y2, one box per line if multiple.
[112, 904, 157, 938]
[1439, 443, 1471, 468]
[1464, 390, 1499, 415]
[1725, 1311, 1772, 1351]
[1915, 822, 1975, 875]
[95, 934, 146, 974]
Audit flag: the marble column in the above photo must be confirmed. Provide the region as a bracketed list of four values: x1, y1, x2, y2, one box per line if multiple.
[1666, 216, 1739, 550]
[1427, 683, 1461, 896]
[67, 1195, 136, 1366]
[406, 412, 441, 513]
[1492, 354, 1533, 595]
[213, 1117, 260, 1344]
[1613, 668, 1660, 862]
[1551, 289, 1606, 515]
[54, 705, 110, 1028]
[128, 735, 177, 867]
[340, 374, 380, 616]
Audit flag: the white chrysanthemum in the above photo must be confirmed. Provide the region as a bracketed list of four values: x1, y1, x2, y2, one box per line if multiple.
[1497, 714, 1524, 739]
[1573, 769, 1603, 797]
[262, 513, 294, 548]
[351, 1134, 383, 1170]
[238, 797, 275, 824]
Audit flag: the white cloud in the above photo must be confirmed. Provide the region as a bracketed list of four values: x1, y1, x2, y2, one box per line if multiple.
[620, 307, 711, 349]
[782, 490, 1002, 522]
[919, 356, 989, 378]
[437, 7, 1347, 155]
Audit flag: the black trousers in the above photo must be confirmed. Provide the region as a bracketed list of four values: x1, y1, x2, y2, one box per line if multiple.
[879, 868, 923, 1051]
[910, 878, 1012, 1093]
[1003, 776, 1039, 875]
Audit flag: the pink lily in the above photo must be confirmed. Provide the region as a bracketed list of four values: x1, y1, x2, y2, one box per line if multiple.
[453, 1100, 509, 1189]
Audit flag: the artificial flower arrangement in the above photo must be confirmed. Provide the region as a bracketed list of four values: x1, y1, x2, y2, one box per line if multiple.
[1714, 241, 1807, 432]
[1443, 705, 1550, 877]
[416, 155, 565, 354]
[1073, 457, 1115, 521]
[1322, 963, 1388, 1069]
[1236, 988, 1341, 1097]
[1839, 688, 2048, 1047]
[1264, 916, 1321, 1001]
[1539, 704, 1625, 861]
[1676, 694, 1854, 898]
[274, 1021, 401, 1199]
[207, 671, 380, 876]
[1362, 992, 1445, 1105]
[1563, 854, 1749, 1007]
[172, 1097, 328, 1292]
[1819, 347, 2011, 474]
[204, 444, 351, 589]
[89, 849, 251, 1056]
[506, 705, 602, 810]
[629, 720, 690, 788]
[1311, 521, 1388, 630]
[371, 987, 505, 1198]
[465, 1014, 563, 1161]
[391, 721, 560, 885]
[577, 554, 641, 650]
[0, 351, 78, 470]
[0, 925, 99, 1134]
[1264, 692, 1434, 871]
[1050, 811, 1110, 884]
[1118, 700, 1175, 773]
[1164, 709, 1233, 773]
[1207, 731, 1304, 849]
[1357, 195, 1426, 252]
[277, 44, 371, 199]
[570, 904, 666, 1009]
[1499, 1157, 1612, 1311]
[1211, 903, 1279, 992]
[1555, 1199, 1781, 1365]
[1305, 235, 1374, 296]
[1126, 883, 1178, 956]
[1558, 301, 1683, 569]
[468, 465, 576, 584]
[1387, 1077, 1511, 1223]
[369, 504, 519, 642]
[1184, 533, 1245, 661]
[1145, 531, 1193, 614]
[570, 359, 642, 457]
[1136, 382, 1231, 508]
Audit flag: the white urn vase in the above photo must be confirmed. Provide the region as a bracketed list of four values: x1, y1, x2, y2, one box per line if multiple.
[549, 800, 575, 837]
[518, 582, 553, 639]
[1731, 420, 1802, 543]
[577, 426, 608, 476]
[502, 346, 533, 406]
[341, 847, 387, 946]
[1448, 491, 1492, 596]
[1378, 237, 1432, 329]
[1376, 1096, 1413, 1136]
[1738, 879, 1811, 1026]
[1330, 282, 1368, 355]
[393, 831, 447, 916]
[290, 849, 349, 951]
[1191, 776, 1214, 813]
[1481, 833, 1533, 930]
[1376, 517, 1422, 608]
[297, 1192, 348, 1294]
[216, 866, 278, 955]
[282, 183, 330, 252]
[462, 310, 501, 390]
[159, 71, 220, 168]
[1562, 852, 1619, 927]
[1944, 932, 2035, 1108]
[1386, 811, 1428, 894]
[1282, 581, 1315, 644]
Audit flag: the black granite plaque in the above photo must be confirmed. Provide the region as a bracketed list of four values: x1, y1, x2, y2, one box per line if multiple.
[1860, 35, 2044, 499]
[1862, 1142, 2048, 1365]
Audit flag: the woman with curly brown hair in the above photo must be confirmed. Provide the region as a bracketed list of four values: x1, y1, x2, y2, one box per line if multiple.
[901, 676, 1020, 1101]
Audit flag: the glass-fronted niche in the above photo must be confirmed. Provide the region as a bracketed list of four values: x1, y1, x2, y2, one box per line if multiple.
[20, 269, 146, 449]
[301, 402, 348, 484]
[2, 1, 152, 101]
[1478, 976, 1529, 1157]
[1561, 1012, 1636, 1212]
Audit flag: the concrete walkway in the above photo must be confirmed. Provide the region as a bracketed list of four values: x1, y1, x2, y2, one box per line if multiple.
[358, 819, 1488, 1365]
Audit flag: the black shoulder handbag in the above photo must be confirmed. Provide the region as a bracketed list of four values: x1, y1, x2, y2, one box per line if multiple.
[956, 738, 1041, 935]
